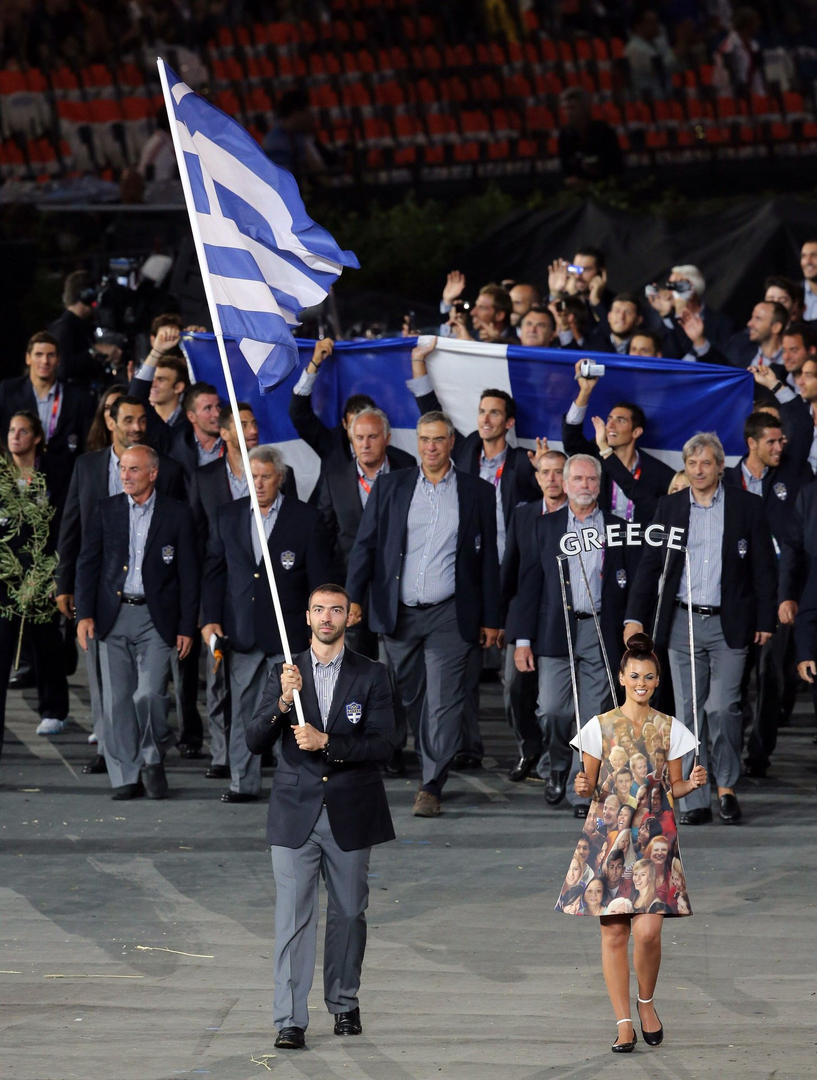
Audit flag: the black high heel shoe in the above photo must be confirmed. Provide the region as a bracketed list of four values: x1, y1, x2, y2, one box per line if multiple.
[611, 1018, 637, 1053]
[637, 996, 664, 1046]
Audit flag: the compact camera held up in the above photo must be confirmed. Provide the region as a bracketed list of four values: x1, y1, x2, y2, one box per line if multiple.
[578, 358, 605, 379]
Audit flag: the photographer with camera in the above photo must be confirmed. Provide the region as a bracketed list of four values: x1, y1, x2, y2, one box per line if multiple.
[647, 265, 733, 359]
[553, 296, 608, 352]
[49, 271, 125, 390]
[548, 247, 611, 317]
[562, 358, 674, 528]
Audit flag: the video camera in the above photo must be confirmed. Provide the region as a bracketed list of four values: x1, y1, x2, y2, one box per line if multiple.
[89, 254, 174, 370]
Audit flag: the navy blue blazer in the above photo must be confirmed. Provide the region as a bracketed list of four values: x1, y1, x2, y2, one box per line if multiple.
[562, 417, 675, 528]
[74, 491, 200, 645]
[345, 466, 501, 641]
[778, 479, 817, 604]
[245, 647, 395, 851]
[723, 456, 811, 549]
[288, 387, 352, 465]
[56, 447, 186, 595]
[500, 497, 545, 644]
[625, 486, 778, 649]
[515, 505, 637, 665]
[414, 385, 540, 526]
[202, 495, 333, 655]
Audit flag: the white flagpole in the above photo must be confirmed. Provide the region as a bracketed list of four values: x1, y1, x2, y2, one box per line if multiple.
[157, 57, 306, 727]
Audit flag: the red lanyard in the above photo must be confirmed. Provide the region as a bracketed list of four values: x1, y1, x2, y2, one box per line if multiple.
[358, 474, 371, 496]
[493, 461, 505, 489]
[47, 383, 61, 441]
[611, 456, 641, 522]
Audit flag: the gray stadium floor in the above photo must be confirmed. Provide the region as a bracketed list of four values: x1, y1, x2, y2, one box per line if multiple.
[1, 664, 816, 1080]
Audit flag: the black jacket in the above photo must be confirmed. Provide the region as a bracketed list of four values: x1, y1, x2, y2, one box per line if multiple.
[126, 372, 184, 457]
[346, 466, 501, 641]
[288, 387, 351, 464]
[500, 497, 547, 644]
[48, 309, 100, 386]
[625, 486, 778, 649]
[0, 375, 93, 526]
[794, 563, 817, 662]
[245, 647, 395, 851]
[202, 495, 333, 655]
[722, 456, 811, 548]
[74, 491, 200, 645]
[317, 447, 416, 579]
[56, 447, 186, 595]
[561, 416, 675, 527]
[778, 479, 817, 604]
[516, 505, 638, 666]
[662, 307, 734, 358]
[168, 423, 218, 483]
[188, 456, 299, 561]
[414, 385, 540, 526]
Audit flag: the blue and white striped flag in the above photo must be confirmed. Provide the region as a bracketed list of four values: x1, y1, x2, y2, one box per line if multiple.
[159, 59, 358, 391]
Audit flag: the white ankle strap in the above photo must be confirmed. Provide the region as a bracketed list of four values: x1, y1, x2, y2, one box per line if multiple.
[616, 1018, 632, 1025]
[637, 996, 653, 1004]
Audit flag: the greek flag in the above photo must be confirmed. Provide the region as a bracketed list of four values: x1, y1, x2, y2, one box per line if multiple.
[158, 59, 358, 391]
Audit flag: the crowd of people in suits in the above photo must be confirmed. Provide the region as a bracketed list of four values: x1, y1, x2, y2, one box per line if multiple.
[1, 244, 817, 829]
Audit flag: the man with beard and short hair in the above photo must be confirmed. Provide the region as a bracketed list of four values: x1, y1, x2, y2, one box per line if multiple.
[245, 585, 395, 1051]
[728, 300, 787, 369]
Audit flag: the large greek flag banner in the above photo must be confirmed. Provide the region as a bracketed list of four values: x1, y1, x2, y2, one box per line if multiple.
[159, 59, 358, 391]
[183, 334, 753, 498]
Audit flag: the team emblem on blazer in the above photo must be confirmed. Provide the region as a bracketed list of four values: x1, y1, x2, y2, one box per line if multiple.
[475, 534, 481, 552]
[773, 482, 787, 500]
[346, 702, 362, 724]
[738, 538, 748, 558]
[162, 545, 175, 564]
[281, 550, 295, 570]
[616, 569, 627, 588]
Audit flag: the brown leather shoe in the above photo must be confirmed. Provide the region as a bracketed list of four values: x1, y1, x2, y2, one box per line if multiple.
[412, 788, 441, 817]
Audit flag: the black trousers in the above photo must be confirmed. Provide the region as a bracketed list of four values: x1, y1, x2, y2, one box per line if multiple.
[0, 615, 69, 761]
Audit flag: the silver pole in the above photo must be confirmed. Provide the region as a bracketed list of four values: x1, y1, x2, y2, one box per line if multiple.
[651, 540, 673, 641]
[683, 545, 701, 766]
[574, 548, 617, 704]
[557, 555, 583, 760]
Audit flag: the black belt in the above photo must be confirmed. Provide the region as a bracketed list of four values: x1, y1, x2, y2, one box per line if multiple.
[122, 595, 147, 606]
[675, 600, 720, 616]
[574, 611, 597, 620]
[399, 598, 453, 611]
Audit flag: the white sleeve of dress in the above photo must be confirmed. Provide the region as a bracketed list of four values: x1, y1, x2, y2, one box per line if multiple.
[668, 717, 699, 760]
[569, 717, 603, 759]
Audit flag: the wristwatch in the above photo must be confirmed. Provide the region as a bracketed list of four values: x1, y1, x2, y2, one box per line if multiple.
[278, 696, 292, 713]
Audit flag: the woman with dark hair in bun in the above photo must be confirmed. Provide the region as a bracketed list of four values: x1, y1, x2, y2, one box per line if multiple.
[554, 632, 707, 1054]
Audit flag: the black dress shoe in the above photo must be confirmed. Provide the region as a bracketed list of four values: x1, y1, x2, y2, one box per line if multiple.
[508, 754, 537, 782]
[718, 793, 742, 823]
[573, 804, 590, 819]
[611, 1022, 637, 1053]
[143, 763, 168, 800]
[83, 754, 107, 775]
[274, 1026, 306, 1049]
[111, 781, 145, 800]
[384, 749, 406, 778]
[334, 1007, 362, 1035]
[177, 743, 203, 759]
[453, 753, 482, 770]
[205, 764, 230, 779]
[679, 807, 713, 826]
[221, 791, 258, 803]
[8, 667, 34, 689]
[545, 769, 568, 805]
[744, 760, 768, 779]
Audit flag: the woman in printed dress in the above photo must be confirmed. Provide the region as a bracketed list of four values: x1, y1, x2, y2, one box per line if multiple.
[555, 633, 707, 1053]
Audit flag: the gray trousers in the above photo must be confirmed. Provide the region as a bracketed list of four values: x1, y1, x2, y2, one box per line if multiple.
[98, 605, 173, 789]
[228, 649, 283, 795]
[205, 654, 230, 767]
[537, 619, 613, 807]
[669, 609, 748, 811]
[383, 599, 476, 791]
[271, 807, 370, 1030]
[85, 634, 104, 744]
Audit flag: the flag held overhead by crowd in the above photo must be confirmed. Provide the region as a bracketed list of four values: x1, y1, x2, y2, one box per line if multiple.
[158, 59, 359, 392]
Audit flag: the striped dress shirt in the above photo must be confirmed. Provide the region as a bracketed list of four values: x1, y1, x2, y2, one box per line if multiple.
[310, 646, 345, 729]
[123, 490, 156, 597]
[567, 506, 604, 613]
[479, 446, 507, 562]
[356, 457, 390, 508]
[677, 484, 724, 606]
[400, 465, 459, 606]
[250, 493, 282, 563]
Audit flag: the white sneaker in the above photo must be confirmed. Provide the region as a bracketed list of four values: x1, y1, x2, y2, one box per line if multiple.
[36, 718, 66, 736]
[87, 732, 98, 744]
